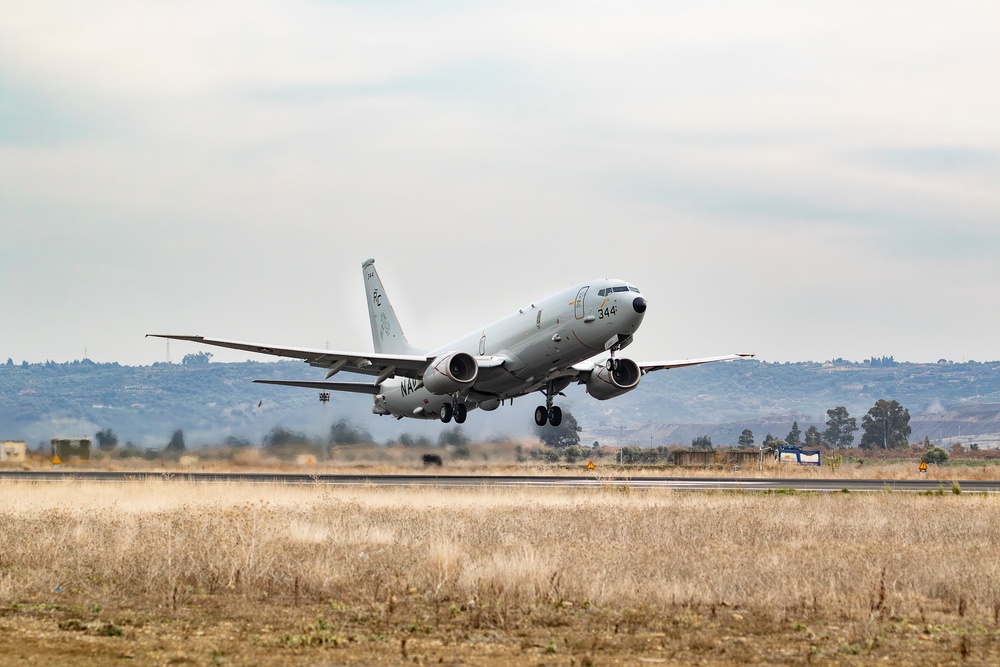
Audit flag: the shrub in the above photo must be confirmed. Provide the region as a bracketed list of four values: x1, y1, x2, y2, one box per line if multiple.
[923, 447, 949, 464]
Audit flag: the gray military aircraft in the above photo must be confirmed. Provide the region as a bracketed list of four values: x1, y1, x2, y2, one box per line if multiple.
[149, 259, 750, 426]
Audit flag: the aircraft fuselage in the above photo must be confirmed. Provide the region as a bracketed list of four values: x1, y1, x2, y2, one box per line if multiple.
[373, 279, 647, 419]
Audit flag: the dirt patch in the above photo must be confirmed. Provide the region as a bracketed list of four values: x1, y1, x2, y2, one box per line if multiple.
[2, 599, 998, 666]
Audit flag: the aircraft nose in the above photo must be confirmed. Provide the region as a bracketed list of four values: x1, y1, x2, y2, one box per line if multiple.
[632, 296, 647, 314]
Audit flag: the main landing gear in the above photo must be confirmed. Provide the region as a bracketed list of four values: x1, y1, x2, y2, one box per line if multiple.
[534, 381, 563, 427]
[440, 401, 467, 424]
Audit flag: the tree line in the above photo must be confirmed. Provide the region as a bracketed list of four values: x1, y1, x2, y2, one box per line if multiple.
[80, 419, 478, 461]
[728, 399, 915, 452]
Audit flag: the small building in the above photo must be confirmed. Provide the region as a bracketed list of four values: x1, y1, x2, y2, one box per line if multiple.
[725, 450, 760, 467]
[1, 441, 27, 463]
[673, 450, 718, 466]
[51, 437, 92, 461]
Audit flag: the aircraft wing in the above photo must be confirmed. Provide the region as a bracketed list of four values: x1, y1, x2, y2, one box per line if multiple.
[639, 353, 754, 373]
[253, 379, 381, 394]
[146, 334, 431, 380]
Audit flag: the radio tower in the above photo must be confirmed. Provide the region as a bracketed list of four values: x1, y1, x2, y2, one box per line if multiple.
[166, 341, 171, 364]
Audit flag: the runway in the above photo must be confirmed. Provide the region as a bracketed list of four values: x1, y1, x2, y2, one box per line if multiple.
[1, 471, 998, 492]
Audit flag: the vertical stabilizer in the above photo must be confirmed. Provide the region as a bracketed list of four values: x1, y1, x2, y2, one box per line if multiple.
[362, 259, 421, 355]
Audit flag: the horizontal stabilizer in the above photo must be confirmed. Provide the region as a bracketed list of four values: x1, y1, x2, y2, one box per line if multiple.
[253, 379, 381, 395]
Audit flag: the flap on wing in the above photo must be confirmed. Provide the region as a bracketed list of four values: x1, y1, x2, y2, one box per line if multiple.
[253, 379, 381, 395]
[146, 334, 431, 378]
[640, 353, 754, 373]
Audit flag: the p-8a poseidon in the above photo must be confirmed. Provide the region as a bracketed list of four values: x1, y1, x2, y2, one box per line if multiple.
[149, 259, 750, 426]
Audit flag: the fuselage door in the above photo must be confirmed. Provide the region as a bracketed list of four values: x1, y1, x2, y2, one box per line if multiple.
[574, 286, 589, 320]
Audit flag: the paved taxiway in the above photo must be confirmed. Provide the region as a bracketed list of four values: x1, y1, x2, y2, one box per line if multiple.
[1, 471, 998, 492]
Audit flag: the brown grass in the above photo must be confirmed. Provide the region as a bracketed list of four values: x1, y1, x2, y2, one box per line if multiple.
[3, 481, 1000, 664]
[2, 481, 999, 619]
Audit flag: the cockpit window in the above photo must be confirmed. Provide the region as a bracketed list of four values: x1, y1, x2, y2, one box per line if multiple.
[599, 285, 639, 296]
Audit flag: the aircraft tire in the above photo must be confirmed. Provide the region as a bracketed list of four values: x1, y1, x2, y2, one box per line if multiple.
[454, 404, 468, 424]
[534, 406, 548, 426]
[440, 403, 453, 423]
[548, 406, 562, 427]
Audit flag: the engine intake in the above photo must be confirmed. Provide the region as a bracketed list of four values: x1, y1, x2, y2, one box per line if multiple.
[585, 358, 641, 400]
[422, 351, 478, 395]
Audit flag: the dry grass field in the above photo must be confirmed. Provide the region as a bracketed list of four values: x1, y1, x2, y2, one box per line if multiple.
[2, 480, 1000, 665]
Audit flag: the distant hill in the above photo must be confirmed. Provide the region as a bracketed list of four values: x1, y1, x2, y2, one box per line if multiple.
[588, 359, 1000, 448]
[3, 358, 1000, 449]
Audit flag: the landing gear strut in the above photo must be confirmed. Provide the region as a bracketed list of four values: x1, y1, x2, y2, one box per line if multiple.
[534, 382, 563, 427]
[605, 349, 621, 372]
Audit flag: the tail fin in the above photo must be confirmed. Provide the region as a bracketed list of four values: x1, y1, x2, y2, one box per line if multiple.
[362, 258, 421, 355]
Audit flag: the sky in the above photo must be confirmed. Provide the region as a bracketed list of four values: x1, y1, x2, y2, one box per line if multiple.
[2, 1, 999, 367]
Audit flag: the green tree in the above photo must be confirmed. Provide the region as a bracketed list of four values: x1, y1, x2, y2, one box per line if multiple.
[536, 409, 581, 448]
[786, 421, 801, 447]
[860, 399, 911, 450]
[438, 426, 470, 447]
[165, 429, 186, 453]
[804, 425, 822, 447]
[95, 428, 119, 451]
[181, 351, 213, 366]
[117, 441, 142, 458]
[223, 435, 252, 448]
[263, 425, 312, 456]
[824, 406, 858, 449]
[762, 434, 787, 451]
[691, 435, 713, 450]
[329, 418, 373, 445]
[923, 447, 948, 464]
[738, 429, 754, 449]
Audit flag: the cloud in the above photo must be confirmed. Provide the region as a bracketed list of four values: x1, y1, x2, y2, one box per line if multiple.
[1, 1, 1000, 367]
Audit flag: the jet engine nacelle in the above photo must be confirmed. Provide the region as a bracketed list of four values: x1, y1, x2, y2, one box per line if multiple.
[586, 358, 641, 400]
[422, 351, 478, 395]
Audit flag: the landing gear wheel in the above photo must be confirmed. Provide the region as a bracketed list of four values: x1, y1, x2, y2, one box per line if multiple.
[548, 406, 562, 427]
[534, 406, 548, 427]
[454, 403, 468, 424]
[606, 358, 620, 372]
[440, 403, 453, 423]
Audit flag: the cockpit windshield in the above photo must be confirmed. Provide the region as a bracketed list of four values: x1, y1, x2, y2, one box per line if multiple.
[597, 285, 641, 296]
